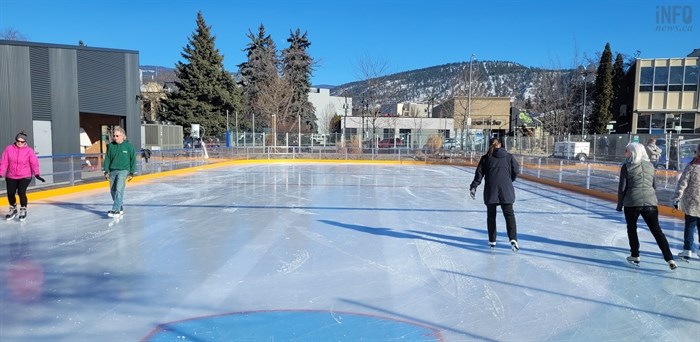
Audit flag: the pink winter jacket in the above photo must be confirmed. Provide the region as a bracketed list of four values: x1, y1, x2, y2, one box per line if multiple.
[0, 143, 40, 179]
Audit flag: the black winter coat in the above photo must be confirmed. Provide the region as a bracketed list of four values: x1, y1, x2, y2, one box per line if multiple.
[470, 148, 519, 204]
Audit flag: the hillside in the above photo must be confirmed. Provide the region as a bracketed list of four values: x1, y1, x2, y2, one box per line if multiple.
[139, 61, 574, 106]
[330, 61, 574, 106]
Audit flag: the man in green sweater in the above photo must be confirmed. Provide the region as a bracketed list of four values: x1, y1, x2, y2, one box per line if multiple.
[102, 126, 136, 218]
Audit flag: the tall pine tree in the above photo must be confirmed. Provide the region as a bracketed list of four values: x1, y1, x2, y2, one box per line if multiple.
[282, 29, 317, 133]
[162, 11, 239, 137]
[590, 43, 613, 134]
[611, 53, 625, 124]
[239, 24, 280, 132]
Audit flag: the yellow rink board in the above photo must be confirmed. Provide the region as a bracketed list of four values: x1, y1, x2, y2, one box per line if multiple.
[0, 158, 682, 219]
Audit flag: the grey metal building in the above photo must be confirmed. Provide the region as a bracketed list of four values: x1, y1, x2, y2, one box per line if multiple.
[0, 40, 140, 180]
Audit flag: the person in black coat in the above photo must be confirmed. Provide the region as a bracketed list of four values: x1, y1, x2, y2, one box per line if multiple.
[470, 137, 521, 251]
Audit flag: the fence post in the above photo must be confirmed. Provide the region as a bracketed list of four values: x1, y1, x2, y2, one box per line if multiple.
[69, 156, 75, 186]
[586, 163, 591, 189]
[559, 160, 563, 183]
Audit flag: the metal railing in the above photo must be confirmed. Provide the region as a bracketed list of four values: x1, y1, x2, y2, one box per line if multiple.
[1, 141, 690, 208]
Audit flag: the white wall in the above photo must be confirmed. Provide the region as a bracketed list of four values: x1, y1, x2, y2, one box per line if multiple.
[308, 88, 352, 135]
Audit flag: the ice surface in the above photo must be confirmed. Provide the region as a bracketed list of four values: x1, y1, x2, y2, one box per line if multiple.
[0, 163, 697, 341]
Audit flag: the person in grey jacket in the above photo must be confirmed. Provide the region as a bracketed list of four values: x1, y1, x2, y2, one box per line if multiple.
[470, 137, 520, 251]
[644, 138, 661, 168]
[617, 142, 677, 270]
[673, 143, 700, 260]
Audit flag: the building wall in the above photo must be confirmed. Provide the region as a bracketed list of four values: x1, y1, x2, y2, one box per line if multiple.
[308, 87, 352, 135]
[630, 57, 699, 134]
[0, 40, 140, 158]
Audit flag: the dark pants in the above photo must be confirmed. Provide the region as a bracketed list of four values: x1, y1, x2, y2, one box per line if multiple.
[624, 206, 674, 261]
[682, 214, 700, 251]
[487, 203, 517, 243]
[5, 177, 32, 208]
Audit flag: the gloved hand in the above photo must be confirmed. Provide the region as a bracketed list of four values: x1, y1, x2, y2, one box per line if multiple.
[35, 175, 45, 182]
[616, 206, 623, 212]
[469, 187, 476, 200]
[127, 174, 133, 182]
[672, 199, 679, 210]
[104, 171, 109, 180]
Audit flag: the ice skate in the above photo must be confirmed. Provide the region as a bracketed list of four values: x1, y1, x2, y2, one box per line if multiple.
[626, 256, 640, 267]
[488, 241, 496, 250]
[677, 250, 693, 262]
[510, 240, 519, 252]
[5, 205, 17, 220]
[667, 260, 678, 270]
[18, 207, 26, 222]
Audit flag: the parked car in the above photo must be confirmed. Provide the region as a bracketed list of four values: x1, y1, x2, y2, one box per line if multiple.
[442, 138, 459, 151]
[378, 137, 405, 148]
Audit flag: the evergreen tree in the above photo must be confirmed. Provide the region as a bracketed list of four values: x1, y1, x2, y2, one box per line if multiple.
[162, 11, 240, 137]
[239, 24, 280, 133]
[281, 29, 317, 133]
[611, 53, 625, 123]
[590, 43, 613, 134]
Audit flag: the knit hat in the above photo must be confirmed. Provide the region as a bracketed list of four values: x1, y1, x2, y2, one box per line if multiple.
[15, 130, 27, 141]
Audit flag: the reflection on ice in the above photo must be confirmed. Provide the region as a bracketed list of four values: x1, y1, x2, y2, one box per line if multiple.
[0, 163, 697, 341]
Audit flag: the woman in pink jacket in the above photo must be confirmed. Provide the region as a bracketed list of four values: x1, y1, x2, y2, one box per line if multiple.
[0, 131, 43, 221]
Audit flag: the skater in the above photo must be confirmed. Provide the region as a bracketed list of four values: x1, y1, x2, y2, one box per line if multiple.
[644, 138, 661, 168]
[672, 143, 700, 260]
[103, 126, 136, 218]
[616, 142, 677, 270]
[0, 130, 44, 222]
[469, 137, 520, 251]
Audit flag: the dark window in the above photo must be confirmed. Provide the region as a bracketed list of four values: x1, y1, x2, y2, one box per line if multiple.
[654, 66, 669, 84]
[637, 114, 650, 134]
[683, 65, 698, 91]
[640, 67, 654, 85]
[669, 66, 683, 84]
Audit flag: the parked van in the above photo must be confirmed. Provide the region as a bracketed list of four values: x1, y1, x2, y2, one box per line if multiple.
[553, 141, 590, 162]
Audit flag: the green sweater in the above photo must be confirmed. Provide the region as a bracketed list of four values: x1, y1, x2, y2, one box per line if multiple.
[103, 140, 137, 174]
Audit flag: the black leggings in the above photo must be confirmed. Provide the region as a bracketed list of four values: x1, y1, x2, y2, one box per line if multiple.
[623, 206, 674, 261]
[486, 203, 517, 242]
[5, 177, 32, 208]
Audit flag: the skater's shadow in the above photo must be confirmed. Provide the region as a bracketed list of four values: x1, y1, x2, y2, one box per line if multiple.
[37, 201, 109, 217]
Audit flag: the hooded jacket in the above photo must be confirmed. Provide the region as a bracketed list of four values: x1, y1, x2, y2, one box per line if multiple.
[673, 157, 700, 217]
[0, 143, 40, 179]
[470, 148, 519, 204]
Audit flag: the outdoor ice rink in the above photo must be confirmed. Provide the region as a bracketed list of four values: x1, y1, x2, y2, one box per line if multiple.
[1, 162, 698, 341]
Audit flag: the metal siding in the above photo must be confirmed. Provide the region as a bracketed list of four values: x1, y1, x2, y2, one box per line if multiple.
[49, 48, 80, 156]
[0, 44, 33, 147]
[77, 50, 126, 114]
[125, 53, 141, 148]
[30, 46, 51, 121]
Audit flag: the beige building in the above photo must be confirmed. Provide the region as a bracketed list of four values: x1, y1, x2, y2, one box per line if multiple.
[434, 96, 513, 137]
[626, 56, 699, 134]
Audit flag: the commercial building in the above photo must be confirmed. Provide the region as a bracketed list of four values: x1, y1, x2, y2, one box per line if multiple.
[0, 40, 141, 180]
[622, 54, 699, 134]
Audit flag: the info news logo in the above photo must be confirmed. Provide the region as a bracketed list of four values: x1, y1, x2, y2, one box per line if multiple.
[656, 5, 694, 32]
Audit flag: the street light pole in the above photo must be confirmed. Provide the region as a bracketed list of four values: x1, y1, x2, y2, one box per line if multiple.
[467, 53, 476, 150]
[343, 95, 348, 143]
[579, 63, 596, 140]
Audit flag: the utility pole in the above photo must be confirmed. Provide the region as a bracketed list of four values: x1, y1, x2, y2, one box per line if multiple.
[468, 53, 476, 150]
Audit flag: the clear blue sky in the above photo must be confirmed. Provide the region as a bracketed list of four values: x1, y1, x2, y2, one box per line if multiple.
[1, 0, 697, 86]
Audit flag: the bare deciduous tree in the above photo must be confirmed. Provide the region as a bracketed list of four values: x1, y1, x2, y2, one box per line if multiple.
[1, 28, 28, 41]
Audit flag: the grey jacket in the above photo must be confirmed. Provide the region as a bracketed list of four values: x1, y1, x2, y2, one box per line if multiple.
[617, 161, 658, 210]
[645, 143, 661, 163]
[673, 159, 700, 217]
